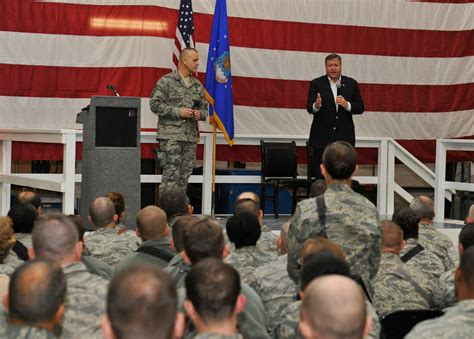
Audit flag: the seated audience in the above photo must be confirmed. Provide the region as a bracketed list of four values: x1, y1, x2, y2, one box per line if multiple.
[372, 221, 438, 316]
[300, 275, 371, 339]
[68, 215, 112, 280]
[0, 259, 66, 338]
[276, 243, 380, 339]
[29, 213, 108, 337]
[410, 195, 456, 271]
[436, 223, 474, 309]
[393, 207, 445, 279]
[158, 189, 193, 228]
[287, 141, 381, 287]
[115, 206, 174, 274]
[85, 197, 138, 268]
[235, 192, 278, 253]
[101, 265, 184, 339]
[184, 258, 245, 338]
[407, 246, 474, 338]
[225, 212, 276, 283]
[0, 217, 22, 275]
[175, 216, 270, 338]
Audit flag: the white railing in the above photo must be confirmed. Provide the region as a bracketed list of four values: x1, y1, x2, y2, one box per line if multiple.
[434, 139, 474, 223]
[0, 129, 471, 220]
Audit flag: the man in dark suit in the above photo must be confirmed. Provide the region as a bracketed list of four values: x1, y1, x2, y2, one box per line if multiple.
[306, 54, 365, 179]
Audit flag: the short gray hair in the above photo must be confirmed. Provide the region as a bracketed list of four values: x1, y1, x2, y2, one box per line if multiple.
[410, 196, 435, 221]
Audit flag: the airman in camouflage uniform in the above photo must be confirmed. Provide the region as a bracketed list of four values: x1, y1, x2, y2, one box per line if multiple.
[225, 246, 277, 284]
[150, 48, 209, 194]
[372, 252, 437, 316]
[410, 195, 456, 271]
[406, 246, 474, 339]
[287, 182, 380, 285]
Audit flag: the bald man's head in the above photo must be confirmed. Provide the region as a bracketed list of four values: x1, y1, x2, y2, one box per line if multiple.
[236, 192, 260, 206]
[89, 197, 117, 228]
[381, 221, 404, 253]
[136, 206, 168, 241]
[300, 275, 369, 339]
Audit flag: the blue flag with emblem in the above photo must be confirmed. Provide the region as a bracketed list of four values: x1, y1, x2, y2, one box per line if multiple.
[205, 0, 234, 146]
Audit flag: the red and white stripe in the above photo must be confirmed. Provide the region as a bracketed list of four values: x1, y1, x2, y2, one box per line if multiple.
[1, 0, 473, 161]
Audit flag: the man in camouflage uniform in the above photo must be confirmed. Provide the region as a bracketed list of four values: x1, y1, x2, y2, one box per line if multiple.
[184, 258, 245, 339]
[174, 216, 270, 338]
[247, 219, 296, 335]
[406, 246, 474, 339]
[225, 212, 277, 284]
[275, 248, 380, 339]
[114, 206, 175, 275]
[29, 213, 109, 337]
[372, 221, 438, 316]
[0, 259, 66, 338]
[436, 223, 474, 309]
[393, 207, 445, 279]
[102, 265, 183, 339]
[410, 195, 456, 271]
[287, 141, 381, 286]
[85, 197, 138, 269]
[235, 192, 278, 253]
[150, 47, 209, 194]
[299, 275, 371, 339]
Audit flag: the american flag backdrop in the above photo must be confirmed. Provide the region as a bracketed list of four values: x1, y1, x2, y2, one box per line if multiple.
[172, 0, 195, 68]
[0, 0, 473, 162]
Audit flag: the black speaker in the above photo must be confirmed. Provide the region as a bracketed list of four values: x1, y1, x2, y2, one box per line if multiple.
[95, 106, 137, 147]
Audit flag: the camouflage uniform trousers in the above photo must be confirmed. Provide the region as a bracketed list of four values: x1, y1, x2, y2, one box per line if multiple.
[406, 299, 474, 339]
[158, 139, 196, 194]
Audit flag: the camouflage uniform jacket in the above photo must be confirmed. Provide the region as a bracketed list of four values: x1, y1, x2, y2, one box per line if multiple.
[257, 224, 278, 253]
[246, 254, 297, 335]
[164, 252, 189, 289]
[406, 299, 474, 339]
[85, 227, 138, 269]
[372, 252, 437, 316]
[194, 333, 243, 339]
[274, 298, 381, 339]
[150, 70, 208, 142]
[225, 246, 277, 284]
[61, 261, 108, 338]
[114, 236, 175, 275]
[287, 183, 381, 284]
[0, 322, 56, 339]
[401, 238, 445, 279]
[434, 267, 457, 310]
[418, 222, 456, 272]
[0, 252, 23, 275]
[14, 233, 32, 248]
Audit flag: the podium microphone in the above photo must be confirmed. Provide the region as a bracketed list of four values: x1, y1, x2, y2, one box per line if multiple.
[106, 84, 120, 97]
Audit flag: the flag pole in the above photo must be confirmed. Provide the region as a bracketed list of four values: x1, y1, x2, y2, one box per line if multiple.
[211, 122, 217, 217]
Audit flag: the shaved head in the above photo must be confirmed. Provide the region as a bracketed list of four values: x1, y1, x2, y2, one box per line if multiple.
[89, 197, 116, 228]
[236, 192, 260, 206]
[300, 275, 368, 339]
[136, 206, 168, 241]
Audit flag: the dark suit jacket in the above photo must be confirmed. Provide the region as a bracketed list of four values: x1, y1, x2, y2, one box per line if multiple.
[306, 75, 364, 149]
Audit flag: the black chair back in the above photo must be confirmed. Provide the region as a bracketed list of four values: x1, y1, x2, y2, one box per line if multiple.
[261, 141, 298, 179]
[380, 309, 444, 339]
